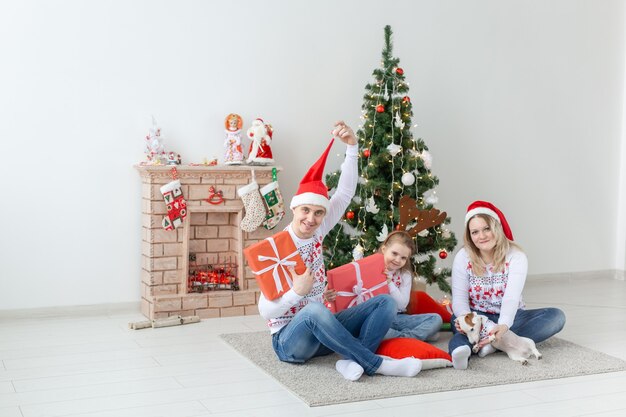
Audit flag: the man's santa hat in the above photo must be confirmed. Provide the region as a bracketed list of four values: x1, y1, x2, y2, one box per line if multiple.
[290, 139, 334, 211]
[465, 200, 514, 241]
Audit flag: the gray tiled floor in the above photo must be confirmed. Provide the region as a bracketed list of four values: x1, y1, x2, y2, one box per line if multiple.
[1, 276, 625, 417]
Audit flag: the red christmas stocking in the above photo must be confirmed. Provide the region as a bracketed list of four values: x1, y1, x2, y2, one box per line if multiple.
[160, 180, 187, 230]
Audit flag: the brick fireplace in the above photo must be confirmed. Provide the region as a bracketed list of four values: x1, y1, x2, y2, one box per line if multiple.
[135, 164, 278, 320]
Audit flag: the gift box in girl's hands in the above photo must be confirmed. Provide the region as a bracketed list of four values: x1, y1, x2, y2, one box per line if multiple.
[243, 231, 306, 300]
[326, 253, 389, 313]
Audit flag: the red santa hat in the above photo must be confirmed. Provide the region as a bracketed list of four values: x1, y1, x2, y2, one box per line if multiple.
[465, 200, 514, 241]
[289, 139, 334, 211]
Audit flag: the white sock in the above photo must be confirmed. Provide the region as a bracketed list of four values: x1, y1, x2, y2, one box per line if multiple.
[452, 345, 471, 370]
[375, 357, 422, 377]
[336, 359, 364, 381]
[478, 344, 496, 358]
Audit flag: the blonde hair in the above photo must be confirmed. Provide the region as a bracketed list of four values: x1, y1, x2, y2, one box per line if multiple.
[225, 113, 242, 131]
[464, 214, 522, 275]
[378, 231, 416, 276]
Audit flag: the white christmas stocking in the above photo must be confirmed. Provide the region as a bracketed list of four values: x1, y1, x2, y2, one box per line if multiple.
[160, 180, 187, 230]
[260, 180, 285, 230]
[237, 181, 267, 232]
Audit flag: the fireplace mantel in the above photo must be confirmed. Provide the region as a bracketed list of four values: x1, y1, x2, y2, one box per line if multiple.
[135, 164, 281, 319]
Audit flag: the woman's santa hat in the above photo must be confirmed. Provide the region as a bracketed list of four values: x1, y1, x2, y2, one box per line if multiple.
[289, 139, 334, 211]
[465, 200, 514, 241]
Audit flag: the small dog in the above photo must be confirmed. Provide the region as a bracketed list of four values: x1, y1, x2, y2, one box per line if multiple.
[456, 312, 542, 365]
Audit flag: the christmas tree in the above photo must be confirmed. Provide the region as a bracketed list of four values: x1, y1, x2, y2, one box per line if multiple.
[323, 25, 457, 293]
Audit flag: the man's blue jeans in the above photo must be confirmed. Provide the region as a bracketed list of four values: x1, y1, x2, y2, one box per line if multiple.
[448, 307, 566, 354]
[272, 295, 396, 375]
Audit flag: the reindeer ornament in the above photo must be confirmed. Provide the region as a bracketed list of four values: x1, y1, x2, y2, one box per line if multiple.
[397, 195, 447, 238]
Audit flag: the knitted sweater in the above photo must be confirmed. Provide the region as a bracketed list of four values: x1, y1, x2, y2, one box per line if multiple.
[386, 270, 412, 313]
[257, 144, 358, 334]
[451, 247, 527, 328]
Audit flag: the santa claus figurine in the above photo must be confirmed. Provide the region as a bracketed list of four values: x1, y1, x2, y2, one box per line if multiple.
[246, 118, 274, 165]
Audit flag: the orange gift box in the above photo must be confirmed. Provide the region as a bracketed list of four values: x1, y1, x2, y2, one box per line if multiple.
[243, 231, 306, 300]
[326, 253, 389, 313]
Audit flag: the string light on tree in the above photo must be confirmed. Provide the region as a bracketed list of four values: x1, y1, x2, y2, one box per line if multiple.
[322, 25, 457, 292]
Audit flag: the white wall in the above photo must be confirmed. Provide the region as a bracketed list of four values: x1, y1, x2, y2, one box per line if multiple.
[1, 0, 624, 310]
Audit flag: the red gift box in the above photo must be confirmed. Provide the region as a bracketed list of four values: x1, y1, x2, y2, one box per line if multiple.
[243, 231, 306, 300]
[326, 253, 389, 313]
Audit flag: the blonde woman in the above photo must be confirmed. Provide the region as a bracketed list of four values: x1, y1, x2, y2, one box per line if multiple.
[448, 201, 566, 370]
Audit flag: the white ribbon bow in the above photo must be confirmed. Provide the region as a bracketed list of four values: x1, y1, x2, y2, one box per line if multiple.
[250, 236, 297, 293]
[336, 261, 387, 309]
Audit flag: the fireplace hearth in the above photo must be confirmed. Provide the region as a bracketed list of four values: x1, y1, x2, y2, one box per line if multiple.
[135, 164, 278, 319]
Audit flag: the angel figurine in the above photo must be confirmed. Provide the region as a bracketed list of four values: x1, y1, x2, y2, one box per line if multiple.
[223, 113, 244, 165]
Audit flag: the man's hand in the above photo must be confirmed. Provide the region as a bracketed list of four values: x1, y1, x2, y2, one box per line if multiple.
[290, 267, 314, 296]
[332, 121, 357, 145]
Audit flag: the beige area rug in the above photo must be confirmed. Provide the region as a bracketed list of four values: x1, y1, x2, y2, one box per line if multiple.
[220, 331, 626, 407]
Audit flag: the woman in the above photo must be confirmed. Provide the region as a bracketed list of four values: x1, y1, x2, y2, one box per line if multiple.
[448, 201, 566, 370]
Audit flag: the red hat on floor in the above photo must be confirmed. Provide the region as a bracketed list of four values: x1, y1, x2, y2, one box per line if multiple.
[290, 139, 334, 211]
[465, 200, 514, 241]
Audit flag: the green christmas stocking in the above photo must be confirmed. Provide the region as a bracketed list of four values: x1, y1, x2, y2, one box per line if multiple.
[261, 182, 285, 229]
[261, 168, 285, 230]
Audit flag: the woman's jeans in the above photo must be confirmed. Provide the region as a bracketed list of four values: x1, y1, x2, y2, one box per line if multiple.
[385, 313, 442, 341]
[448, 307, 566, 355]
[272, 294, 396, 375]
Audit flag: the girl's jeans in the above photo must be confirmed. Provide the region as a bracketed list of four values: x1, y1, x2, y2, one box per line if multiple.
[385, 313, 442, 341]
[448, 307, 566, 354]
[272, 294, 396, 375]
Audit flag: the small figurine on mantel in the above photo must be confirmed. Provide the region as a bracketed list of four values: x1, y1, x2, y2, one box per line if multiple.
[223, 113, 244, 165]
[144, 116, 167, 165]
[246, 118, 274, 165]
[167, 151, 181, 165]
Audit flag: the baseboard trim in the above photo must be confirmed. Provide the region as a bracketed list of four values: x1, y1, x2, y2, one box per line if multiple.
[527, 269, 625, 282]
[2, 270, 624, 318]
[0, 301, 141, 319]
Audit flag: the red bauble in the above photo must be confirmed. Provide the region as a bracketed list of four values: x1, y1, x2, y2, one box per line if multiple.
[439, 250, 448, 259]
[363, 149, 371, 158]
[395, 225, 401, 230]
[376, 105, 385, 113]
[402, 96, 411, 103]
[346, 211, 355, 220]
[396, 67, 404, 75]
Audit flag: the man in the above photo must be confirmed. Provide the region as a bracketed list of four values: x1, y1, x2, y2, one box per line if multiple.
[257, 121, 422, 381]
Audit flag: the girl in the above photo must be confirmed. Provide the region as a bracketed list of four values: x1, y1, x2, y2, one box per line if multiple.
[380, 231, 442, 341]
[448, 201, 566, 370]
